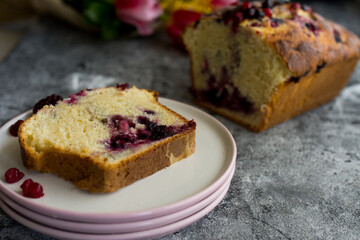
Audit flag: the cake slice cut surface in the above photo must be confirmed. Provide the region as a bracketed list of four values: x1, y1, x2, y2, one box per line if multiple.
[18, 86, 196, 193]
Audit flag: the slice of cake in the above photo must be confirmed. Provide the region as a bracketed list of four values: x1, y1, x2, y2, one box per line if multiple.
[18, 85, 196, 193]
[183, 1, 360, 132]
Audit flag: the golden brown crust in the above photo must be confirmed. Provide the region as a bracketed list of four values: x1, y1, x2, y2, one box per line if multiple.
[19, 118, 196, 193]
[193, 58, 359, 132]
[260, 57, 359, 131]
[192, 2, 360, 77]
[268, 13, 360, 76]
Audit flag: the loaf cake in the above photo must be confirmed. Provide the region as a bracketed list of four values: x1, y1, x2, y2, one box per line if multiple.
[18, 85, 196, 193]
[183, 1, 360, 132]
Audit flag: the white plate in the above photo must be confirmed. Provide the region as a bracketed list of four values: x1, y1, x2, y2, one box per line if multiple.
[0, 165, 234, 234]
[0, 98, 236, 223]
[0, 181, 230, 240]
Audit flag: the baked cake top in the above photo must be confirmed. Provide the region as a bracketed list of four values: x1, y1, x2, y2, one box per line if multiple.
[190, 1, 360, 77]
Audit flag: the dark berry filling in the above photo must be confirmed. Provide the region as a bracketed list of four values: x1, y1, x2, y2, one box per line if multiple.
[144, 110, 156, 115]
[20, 178, 44, 198]
[192, 66, 254, 114]
[33, 94, 63, 114]
[5, 168, 24, 183]
[9, 120, 24, 137]
[104, 115, 195, 151]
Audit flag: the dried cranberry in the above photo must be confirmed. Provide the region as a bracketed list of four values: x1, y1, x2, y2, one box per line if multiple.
[75, 89, 87, 96]
[9, 120, 24, 137]
[33, 94, 63, 114]
[20, 178, 44, 198]
[116, 83, 129, 90]
[20, 178, 33, 196]
[263, 8, 272, 18]
[290, 3, 301, 10]
[241, 1, 252, 10]
[28, 182, 44, 198]
[5, 168, 24, 183]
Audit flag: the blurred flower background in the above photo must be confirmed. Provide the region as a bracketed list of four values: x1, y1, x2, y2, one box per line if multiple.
[0, 0, 237, 47]
[61, 0, 237, 42]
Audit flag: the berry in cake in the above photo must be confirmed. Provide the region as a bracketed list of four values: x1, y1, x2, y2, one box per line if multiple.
[9, 120, 24, 137]
[33, 94, 63, 113]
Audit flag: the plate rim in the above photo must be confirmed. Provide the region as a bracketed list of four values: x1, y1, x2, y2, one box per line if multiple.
[0, 180, 231, 240]
[0, 165, 234, 233]
[0, 97, 236, 222]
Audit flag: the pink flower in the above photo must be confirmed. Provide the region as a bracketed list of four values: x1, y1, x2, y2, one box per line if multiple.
[115, 0, 163, 36]
[211, 0, 238, 8]
[166, 10, 202, 47]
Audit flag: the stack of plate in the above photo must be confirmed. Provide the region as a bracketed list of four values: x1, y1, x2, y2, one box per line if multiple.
[0, 98, 236, 240]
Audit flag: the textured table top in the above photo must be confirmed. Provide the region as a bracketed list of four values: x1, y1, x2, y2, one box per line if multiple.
[1, 1, 360, 239]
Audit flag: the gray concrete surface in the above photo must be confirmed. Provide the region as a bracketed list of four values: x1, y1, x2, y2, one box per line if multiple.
[0, 1, 360, 239]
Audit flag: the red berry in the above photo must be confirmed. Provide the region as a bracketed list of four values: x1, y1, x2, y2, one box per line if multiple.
[9, 120, 24, 137]
[20, 178, 33, 196]
[33, 94, 63, 114]
[116, 83, 129, 90]
[241, 1, 252, 10]
[28, 182, 44, 198]
[291, 3, 301, 10]
[263, 8, 272, 18]
[20, 178, 44, 198]
[5, 168, 25, 183]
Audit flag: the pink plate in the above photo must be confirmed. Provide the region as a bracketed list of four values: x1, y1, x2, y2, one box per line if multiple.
[0, 165, 234, 234]
[0, 181, 231, 240]
[0, 98, 236, 223]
